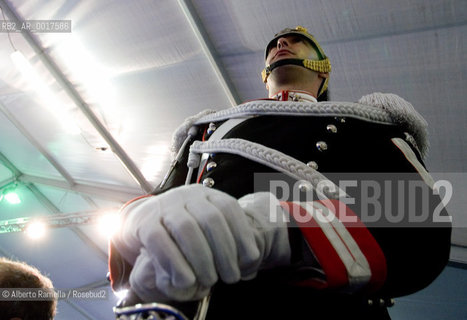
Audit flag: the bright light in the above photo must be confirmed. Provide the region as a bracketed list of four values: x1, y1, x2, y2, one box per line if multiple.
[97, 212, 121, 238]
[25, 221, 47, 239]
[4, 191, 21, 204]
[10, 50, 81, 135]
[56, 36, 116, 109]
[113, 289, 129, 301]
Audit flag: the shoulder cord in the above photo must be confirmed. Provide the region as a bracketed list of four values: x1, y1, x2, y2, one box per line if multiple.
[194, 101, 394, 125]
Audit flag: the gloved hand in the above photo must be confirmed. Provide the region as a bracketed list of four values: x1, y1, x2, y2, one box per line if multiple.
[112, 184, 290, 302]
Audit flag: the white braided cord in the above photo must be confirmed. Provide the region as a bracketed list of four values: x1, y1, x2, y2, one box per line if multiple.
[174, 96, 429, 159]
[194, 101, 394, 125]
[190, 138, 347, 200]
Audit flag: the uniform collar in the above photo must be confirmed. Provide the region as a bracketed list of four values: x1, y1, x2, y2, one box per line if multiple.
[271, 90, 318, 103]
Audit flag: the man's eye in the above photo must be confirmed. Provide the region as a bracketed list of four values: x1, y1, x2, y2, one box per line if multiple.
[268, 40, 278, 51]
[267, 43, 277, 56]
[289, 36, 303, 43]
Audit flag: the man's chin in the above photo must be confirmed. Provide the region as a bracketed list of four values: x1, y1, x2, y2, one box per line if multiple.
[272, 64, 310, 76]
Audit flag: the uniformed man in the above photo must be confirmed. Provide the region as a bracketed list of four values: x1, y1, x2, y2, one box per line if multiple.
[109, 26, 451, 319]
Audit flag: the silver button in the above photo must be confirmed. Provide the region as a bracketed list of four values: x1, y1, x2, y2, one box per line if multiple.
[326, 124, 337, 133]
[306, 161, 318, 170]
[202, 178, 215, 188]
[207, 123, 217, 135]
[316, 141, 328, 151]
[298, 182, 312, 192]
[206, 161, 217, 172]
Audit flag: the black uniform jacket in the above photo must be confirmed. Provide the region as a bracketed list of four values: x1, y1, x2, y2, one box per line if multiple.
[149, 112, 451, 319]
[111, 104, 451, 320]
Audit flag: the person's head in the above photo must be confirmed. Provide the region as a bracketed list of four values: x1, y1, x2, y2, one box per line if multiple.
[262, 26, 331, 98]
[0, 257, 56, 320]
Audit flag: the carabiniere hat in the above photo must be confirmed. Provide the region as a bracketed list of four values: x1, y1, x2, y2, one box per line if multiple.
[262, 26, 331, 97]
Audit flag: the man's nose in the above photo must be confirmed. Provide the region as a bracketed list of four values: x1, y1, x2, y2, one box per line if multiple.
[277, 37, 289, 49]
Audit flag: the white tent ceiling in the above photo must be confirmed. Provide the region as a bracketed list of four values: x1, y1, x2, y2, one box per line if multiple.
[0, 0, 466, 319]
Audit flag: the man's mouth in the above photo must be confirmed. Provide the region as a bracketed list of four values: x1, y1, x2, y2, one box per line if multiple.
[273, 49, 293, 60]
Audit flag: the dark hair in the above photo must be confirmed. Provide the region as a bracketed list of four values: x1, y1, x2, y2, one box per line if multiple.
[0, 257, 57, 320]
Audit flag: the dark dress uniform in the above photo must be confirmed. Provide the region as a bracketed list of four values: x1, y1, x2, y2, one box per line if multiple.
[111, 96, 451, 319]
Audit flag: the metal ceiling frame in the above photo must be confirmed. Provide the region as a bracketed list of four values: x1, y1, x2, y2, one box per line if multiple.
[19, 175, 142, 203]
[0, 101, 142, 203]
[0, 208, 116, 234]
[0, 152, 107, 320]
[0, 151, 108, 259]
[176, 0, 241, 106]
[26, 184, 109, 260]
[0, 0, 241, 198]
[0, 100, 76, 185]
[0, 0, 153, 194]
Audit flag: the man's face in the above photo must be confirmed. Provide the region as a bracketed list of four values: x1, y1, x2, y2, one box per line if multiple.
[265, 35, 319, 66]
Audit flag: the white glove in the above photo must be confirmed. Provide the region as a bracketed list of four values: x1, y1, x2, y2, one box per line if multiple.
[112, 184, 290, 302]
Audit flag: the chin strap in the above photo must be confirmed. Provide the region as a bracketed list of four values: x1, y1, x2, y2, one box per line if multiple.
[261, 58, 331, 97]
